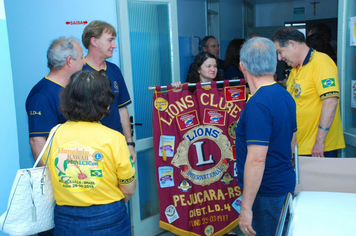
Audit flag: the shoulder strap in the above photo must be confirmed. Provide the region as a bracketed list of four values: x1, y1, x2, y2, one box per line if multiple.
[32, 124, 62, 168]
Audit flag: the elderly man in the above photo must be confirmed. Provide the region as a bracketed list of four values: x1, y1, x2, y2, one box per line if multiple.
[82, 20, 136, 162]
[273, 27, 345, 157]
[26, 36, 85, 166]
[235, 37, 296, 236]
[186, 35, 224, 82]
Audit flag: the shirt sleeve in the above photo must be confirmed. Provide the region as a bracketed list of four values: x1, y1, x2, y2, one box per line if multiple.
[245, 101, 272, 146]
[313, 63, 340, 99]
[115, 135, 136, 184]
[115, 68, 132, 108]
[27, 93, 60, 137]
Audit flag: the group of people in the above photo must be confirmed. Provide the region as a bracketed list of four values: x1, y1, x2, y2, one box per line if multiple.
[26, 21, 136, 235]
[25, 18, 345, 236]
[173, 27, 344, 236]
[181, 33, 261, 94]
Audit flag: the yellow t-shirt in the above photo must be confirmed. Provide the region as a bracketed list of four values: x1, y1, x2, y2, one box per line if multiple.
[286, 49, 345, 155]
[43, 121, 136, 206]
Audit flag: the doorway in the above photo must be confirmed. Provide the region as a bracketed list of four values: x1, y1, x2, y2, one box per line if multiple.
[116, 0, 180, 235]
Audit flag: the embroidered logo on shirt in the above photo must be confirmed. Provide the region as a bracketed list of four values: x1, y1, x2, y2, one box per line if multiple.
[322, 78, 335, 88]
[113, 81, 119, 92]
[294, 84, 301, 98]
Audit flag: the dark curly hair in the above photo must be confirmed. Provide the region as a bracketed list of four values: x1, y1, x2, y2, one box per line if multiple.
[60, 70, 115, 122]
[188, 52, 223, 83]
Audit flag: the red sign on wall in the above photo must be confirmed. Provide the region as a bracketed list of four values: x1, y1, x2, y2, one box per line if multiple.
[65, 21, 88, 25]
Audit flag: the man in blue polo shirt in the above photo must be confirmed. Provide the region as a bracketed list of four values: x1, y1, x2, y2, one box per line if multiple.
[235, 37, 297, 236]
[26, 36, 85, 166]
[82, 20, 136, 162]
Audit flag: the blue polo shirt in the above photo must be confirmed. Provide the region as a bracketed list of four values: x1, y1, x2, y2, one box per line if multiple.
[83, 60, 131, 133]
[235, 82, 297, 196]
[26, 77, 66, 137]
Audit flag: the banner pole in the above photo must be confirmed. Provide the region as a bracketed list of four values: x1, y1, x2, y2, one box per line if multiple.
[147, 79, 241, 91]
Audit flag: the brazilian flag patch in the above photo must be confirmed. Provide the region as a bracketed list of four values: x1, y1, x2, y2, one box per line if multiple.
[90, 170, 103, 177]
[322, 78, 336, 88]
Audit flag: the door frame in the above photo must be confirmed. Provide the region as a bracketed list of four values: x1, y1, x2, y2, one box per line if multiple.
[116, 0, 180, 235]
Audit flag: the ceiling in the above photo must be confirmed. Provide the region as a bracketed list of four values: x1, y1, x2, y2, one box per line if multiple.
[252, 0, 294, 4]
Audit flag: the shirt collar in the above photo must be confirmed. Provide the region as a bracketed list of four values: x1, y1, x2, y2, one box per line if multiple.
[302, 47, 314, 66]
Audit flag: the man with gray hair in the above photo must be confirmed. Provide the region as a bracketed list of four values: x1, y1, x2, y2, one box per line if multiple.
[26, 36, 85, 166]
[235, 37, 296, 236]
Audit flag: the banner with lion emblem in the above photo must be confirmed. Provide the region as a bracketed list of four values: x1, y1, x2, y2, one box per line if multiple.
[153, 80, 246, 236]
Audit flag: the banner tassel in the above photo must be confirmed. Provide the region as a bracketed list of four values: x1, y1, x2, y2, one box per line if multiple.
[155, 88, 167, 161]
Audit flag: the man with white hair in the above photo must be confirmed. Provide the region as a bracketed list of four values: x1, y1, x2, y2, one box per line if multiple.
[26, 36, 85, 166]
[235, 37, 297, 236]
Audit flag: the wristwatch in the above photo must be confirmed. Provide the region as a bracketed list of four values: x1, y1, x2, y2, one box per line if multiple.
[127, 142, 136, 148]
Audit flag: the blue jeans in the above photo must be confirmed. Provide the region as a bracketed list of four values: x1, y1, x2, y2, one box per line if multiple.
[54, 200, 130, 236]
[252, 194, 287, 236]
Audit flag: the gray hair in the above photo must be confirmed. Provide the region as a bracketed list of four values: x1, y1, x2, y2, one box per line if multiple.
[240, 37, 277, 77]
[47, 36, 79, 70]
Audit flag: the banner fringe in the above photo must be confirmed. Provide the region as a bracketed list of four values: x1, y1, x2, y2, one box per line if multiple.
[159, 219, 239, 236]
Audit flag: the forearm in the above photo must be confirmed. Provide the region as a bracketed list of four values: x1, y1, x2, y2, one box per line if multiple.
[241, 146, 267, 211]
[242, 159, 265, 211]
[119, 107, 133, 142]
[316, 97, 338, 143]
[119, 107, 137, 162]
[119, 181, 137, 203]
[29, 136, 47, 166]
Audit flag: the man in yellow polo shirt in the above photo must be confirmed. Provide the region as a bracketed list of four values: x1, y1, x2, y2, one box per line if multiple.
[272, 27, 345, 157]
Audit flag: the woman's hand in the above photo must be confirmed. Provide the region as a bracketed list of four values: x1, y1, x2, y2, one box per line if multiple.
[171, 81, 183, 92]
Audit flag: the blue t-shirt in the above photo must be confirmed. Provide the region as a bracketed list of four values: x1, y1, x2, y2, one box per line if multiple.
[83, 60, 131, 133]
[223, 65, 244, 81]
[235, 82, 297, 196]
[26, 77, 66, 137]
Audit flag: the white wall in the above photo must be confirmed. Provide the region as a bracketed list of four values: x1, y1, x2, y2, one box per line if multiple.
[0, 1, 20, 235]
[177, 0, 206, 37]
[177, 0, 244, 79]
[220, 0, 243, 40]
[255, 0, 338, 27]
[4, 0, 119, 169]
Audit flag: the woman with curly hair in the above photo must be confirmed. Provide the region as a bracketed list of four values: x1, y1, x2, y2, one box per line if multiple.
[187, 51, 223, 83]
[172, 51, 222, 90]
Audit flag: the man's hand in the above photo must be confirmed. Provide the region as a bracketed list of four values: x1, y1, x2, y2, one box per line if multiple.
[128, 145, 137, 163]
[312, 140, 325, 157]
[238, 208, 256, 236]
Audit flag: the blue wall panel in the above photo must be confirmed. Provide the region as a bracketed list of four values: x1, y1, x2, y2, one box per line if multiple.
[0, 1, 20, 235]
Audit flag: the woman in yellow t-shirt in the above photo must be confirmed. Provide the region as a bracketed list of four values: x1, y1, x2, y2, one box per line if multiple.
[45, 70, 136, 236]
